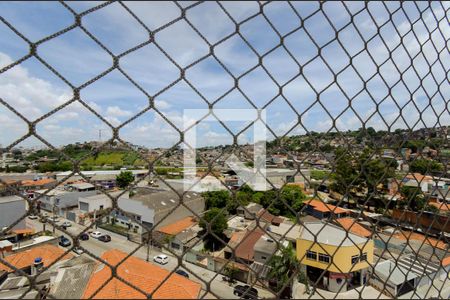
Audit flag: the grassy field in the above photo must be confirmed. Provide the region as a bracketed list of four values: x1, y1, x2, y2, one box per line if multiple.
[81, 151, 146, 168]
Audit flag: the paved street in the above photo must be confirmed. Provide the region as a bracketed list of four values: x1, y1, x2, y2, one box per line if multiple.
[26, 216, 275, 299]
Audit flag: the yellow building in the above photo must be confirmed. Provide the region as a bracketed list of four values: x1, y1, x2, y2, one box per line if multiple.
[297, 222, 374, 292]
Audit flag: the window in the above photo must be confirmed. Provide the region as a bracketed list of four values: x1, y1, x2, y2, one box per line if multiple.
[306, 251, 317, 260]
[171, 242, 180, 250]
[135, 215, 141, 221]
[99, 205, 104, 210]
[261, 256, 267, 260]
[361, 253, 367, 262]
[319, 253, 330, 263]
[351, 255, 359, 265]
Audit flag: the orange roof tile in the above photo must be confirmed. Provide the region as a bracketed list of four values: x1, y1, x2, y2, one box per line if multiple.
[336, 218, 372, 238]
[429, 201, 450, 211]
[393, 230, 447, 250]
[0, 244, 73, 272]
[304, 199, 348, 214]
[442, 256, 450, 267]
[157, 217, 197, 235]
[21, 178, 56, 187]
[227, 228, 264, 261]
[12, 228, 35, 235]
[83, 249, 201, 299]
[405, 173, 433, 182]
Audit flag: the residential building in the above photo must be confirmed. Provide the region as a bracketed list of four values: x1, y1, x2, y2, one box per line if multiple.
[253, 235, 278, 264]
[0, 252, 97, 299]
[296, 222, 374, 293]
[0, 180, 20, 197]
[114, 189, 204, 239]
[0, 244, 73, 274]
[55, 170, 148, 182]
[78, 191, 124, 213]
[34, 188, 97, 216]
[225, 227, 265, 264]
[19, 178, 57, 191]
[153, 216, 199, 252]
[236, 202, 263, 220]
[303, 199, 349, 219]
[0, 196, 26, 231]
[82, 249, 201, 299]
[266, 222, 303, 247]
[371, 259, 420, 297]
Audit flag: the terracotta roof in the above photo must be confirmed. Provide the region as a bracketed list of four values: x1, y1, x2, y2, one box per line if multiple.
[256, 209, 283, 224]
[392, 230, 447, 250]
[336, 218, 372, 238]
[21, 178, 56, 187]
[0, 244, 73, 272]
[442, 256, 450, 267]
[304, 199, 348, 214]
[429, 201, 450, 211]
[405, 173, 433, 182]
[12, 228, 35, 235]
[227, 228, 264, 261]
[157, 216, 197, 235]
[83, 249, 201, 299]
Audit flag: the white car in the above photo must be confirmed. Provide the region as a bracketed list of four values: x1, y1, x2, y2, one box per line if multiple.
[153, 254, 169, 265]
[61, 221, 71, 227]
[28, 215, 38, 220]
[73, 247, 84, 255]
[90, 231, 103, 239]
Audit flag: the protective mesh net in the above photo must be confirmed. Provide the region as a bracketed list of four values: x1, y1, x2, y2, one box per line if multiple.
[0, 1, 449, 299]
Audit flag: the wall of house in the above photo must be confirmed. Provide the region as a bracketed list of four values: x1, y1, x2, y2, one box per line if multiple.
[296, 239, 374, 273]
[78, 196, 112, 212]
[253, 249, 271, 264]
[0, 198, 26, 230]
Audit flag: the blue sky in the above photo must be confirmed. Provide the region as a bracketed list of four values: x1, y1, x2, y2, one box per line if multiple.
[0, 1, 449, 149]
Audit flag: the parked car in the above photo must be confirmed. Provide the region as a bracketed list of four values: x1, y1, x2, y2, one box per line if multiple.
[153, 254, 169, 265]
[80, 233, 89, 241]
[98, 234, 111, 242]
[28, 215, 38, 220]
[90, 231, 102, 239]
[49, 216, 60, 223]
[233, 285, 258, 299]
[73, 247, 84, 255]
[58, 236, 71, 247]
[61, 221, 71, 228]
[175, 269, 189, 278]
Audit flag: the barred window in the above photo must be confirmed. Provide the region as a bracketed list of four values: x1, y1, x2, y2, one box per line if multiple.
[351, 255, 359, 265]
[361, 253, 368, 262]
[306, 250, 317, 261]
[319, 253, 330, 264]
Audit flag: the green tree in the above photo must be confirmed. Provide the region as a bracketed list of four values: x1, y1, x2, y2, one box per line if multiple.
[199, 208, 228, 235]
[330, 147, 359, 195]
[200, 208, 228, 251]
[267, 244, 301, 296]
[359, 157, 396, 195]
[202, 190, 231, 210]
[410, 159, 443, 175]
[116, 171, 134, 189]
[399, 186, 425, 211]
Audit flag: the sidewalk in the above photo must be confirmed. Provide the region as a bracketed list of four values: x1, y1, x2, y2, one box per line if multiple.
[292, 281, 389, 299]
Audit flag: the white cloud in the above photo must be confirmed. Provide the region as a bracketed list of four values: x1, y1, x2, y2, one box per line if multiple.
[105, 105, 133, 117]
